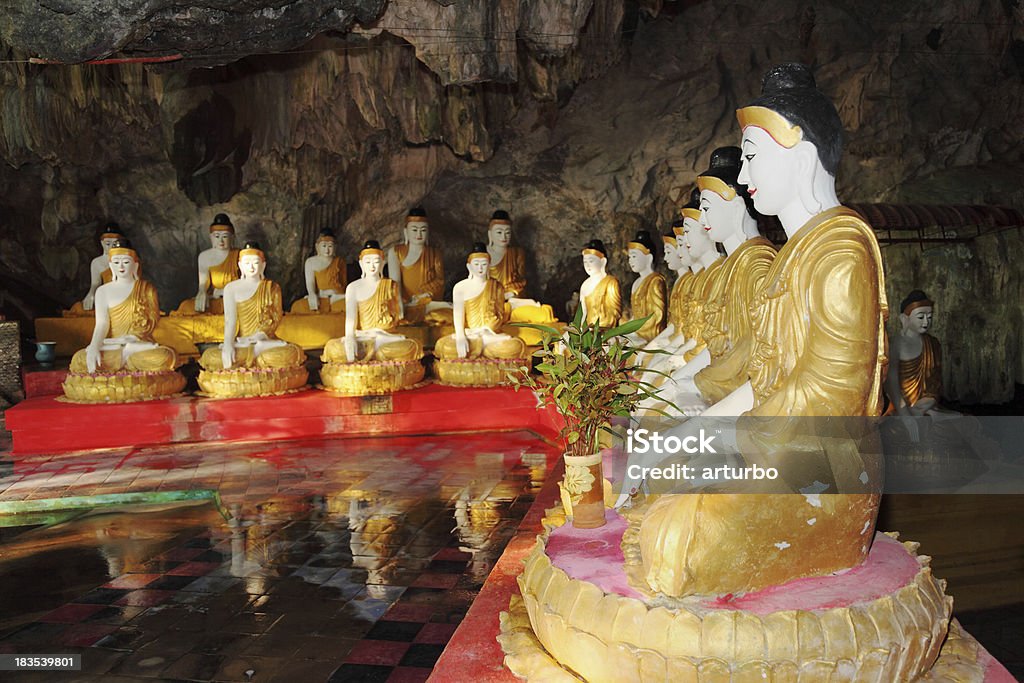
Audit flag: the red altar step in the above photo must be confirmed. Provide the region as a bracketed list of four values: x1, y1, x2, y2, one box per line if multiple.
[5, 384, 562, 456]
[21, 363, 69, 399]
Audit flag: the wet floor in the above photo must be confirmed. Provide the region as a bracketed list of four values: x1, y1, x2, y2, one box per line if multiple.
[0, 430, 557, 682]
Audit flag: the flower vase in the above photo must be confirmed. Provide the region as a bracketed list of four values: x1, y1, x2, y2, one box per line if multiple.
[562, 453, 606, 529]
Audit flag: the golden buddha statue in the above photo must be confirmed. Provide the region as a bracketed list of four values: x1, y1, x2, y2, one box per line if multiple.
[63, 240, 186, 402]
[64, 222, 124, 317]
[290, 229, 347, 314]
[676, 200, 725, 363]
[665, 223, 695, 336]
[435, 243, 527, 385]
[197, 242, 308, 397]
[885, 290, 943, 416]
[578, 239, 621, 328]
[624, 230, 667, 343]
[635, 63, 888, 599]
[387, 207, 450, 324]
[486, 210, 527, 298]
[320, 240, 425, 394]
[173, 214, 240, 316]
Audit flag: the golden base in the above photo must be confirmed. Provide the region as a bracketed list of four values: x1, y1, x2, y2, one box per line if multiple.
[197, 365, 309, 398]
[434, 357, 526, 387]
[61, 370, 187, 404]
[319, 359, 426, 396]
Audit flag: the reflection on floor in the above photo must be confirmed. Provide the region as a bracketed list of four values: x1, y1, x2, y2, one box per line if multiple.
[0, 431, 557, 682]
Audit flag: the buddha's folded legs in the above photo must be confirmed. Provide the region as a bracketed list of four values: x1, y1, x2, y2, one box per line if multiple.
[200, 343, 304, 370]
[323, 336, 422, 363]
[481, 337, 527, 359]
[434, 336, 484, 360]
[70, 345, 176, 373]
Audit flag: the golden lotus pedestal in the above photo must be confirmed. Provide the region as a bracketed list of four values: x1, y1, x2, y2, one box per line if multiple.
[434, 357, 526, 387]
[320, 359, 426, 396]
[197, 365, 309, 399]
[61, 370, 187, 404]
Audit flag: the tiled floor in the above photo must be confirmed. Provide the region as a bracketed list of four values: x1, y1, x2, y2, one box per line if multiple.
[0, 429, 557, 682]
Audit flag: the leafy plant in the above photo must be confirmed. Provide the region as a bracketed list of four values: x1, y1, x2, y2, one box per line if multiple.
[509, 306, 672, 458]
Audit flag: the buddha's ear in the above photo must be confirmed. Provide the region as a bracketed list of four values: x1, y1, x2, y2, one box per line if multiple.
[793, 140, 822, 215]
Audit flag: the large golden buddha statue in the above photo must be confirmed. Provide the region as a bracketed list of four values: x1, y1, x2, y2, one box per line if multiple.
[63, 240, 186, 402]
[320, 240, 425, 394]
[290, 229, 347, 314]
[387, 207, 450, 324]
[623, 230, 667, 343]
[578, 239, 621, 328]
[885, 290, 943, 416]
[173, 214, 240, 316]
[636, 63, 888, 599]
[435, 243, 527, 386]
[197, 242, 308, 397]
[64, 222, 125, 317]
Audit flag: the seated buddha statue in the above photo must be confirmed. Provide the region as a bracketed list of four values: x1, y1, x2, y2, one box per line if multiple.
[435, 244, 528, 385]
[634, 63, 888, 599]
[173, 213, 240, 316]
[197, 242, 308, 397]
[64, 222, 125, 317]
[623, 230, 667, 345]
[640, 221, 694, 354]
[63, 239, 186, 402]
[885, 290, 943, 416]
[386, 207, 451, 325]
[673, 190, 725, 363]
[320, 240, 425, 394]
[290, 229, 347, 314]
[578, 239, 621, 328]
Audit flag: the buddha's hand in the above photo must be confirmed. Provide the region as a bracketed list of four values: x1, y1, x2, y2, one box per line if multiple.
[82, 294, 95, 311]
[195, 290, 208, 313]
[308, 293, 320, 311]
[455, 335, 469, 358]
[666, 354, 689, 370]
[86, 345, 101, 373]
[344, 336, 357, 363]
[222, 343, 235, 370]
[410, 293, 431, 305]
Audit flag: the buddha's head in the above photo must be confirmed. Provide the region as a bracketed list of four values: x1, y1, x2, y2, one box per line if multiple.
[736, 63, 843, 219]
[315, 229, 337, 258]
[679, 188, 713, 259]
[466, 242, 491, 279]
[359, 240, 385, 278]
[663, 224, 684, 271]
[99, 222, 124, 253]
[671, 220, 693, 269]
[627, 230, 656, 274]
[238, 242, 266, 280]
[900, 290, 934, 335]
[697, 146, 757, 242]
[107, 239, 140, 281]
[582, 239, 609, 277]
[404, 207, 429, 246]
[209, 213, 235, 250]
[488, 210, 512, 248]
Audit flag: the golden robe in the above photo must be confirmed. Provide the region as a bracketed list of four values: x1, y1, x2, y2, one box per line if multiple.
[637, 207, 888, 598]
[322, 279, 421, 362]
[396, 244, 444, 302]
[70, 280, 176, 373]
[489, 247, 527, 297]
[886, 333, 942, 413]
[630, 272, 667, 342]
[693, 237, 777, 404]
[583, 275, 621, 328]
[173, 249, 241, 316]
[681, 258, 725, 361]
[667, 270, 695, 332]
[435, 279, 527, 360]
[199, 279, 304, 370]
[290, 257, 347, 314]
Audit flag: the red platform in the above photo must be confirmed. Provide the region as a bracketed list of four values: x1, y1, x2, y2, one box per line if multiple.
[5, 384, 563, 456]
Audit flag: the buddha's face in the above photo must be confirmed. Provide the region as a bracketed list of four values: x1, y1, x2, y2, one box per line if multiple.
[239, 254, 265, 279]
[405, 221, 429, 246]
[100, 236, 120, 252]
[664, 243, 682, 271]
[738, 125, 798, 217]
[583, 253, 606, 276]
[682, 217, 713, 258]
[467, 256, 490, 278]
[109, 255, 138, 281]
[700, 190, 742, 242]
[361, 254, 383, 277]
[210, 230, 233, 250]
[902, 306, 933, 335]
[627, 248, 651, 273]
[489, 224, 511, 247]
[316, 239, 336, 258]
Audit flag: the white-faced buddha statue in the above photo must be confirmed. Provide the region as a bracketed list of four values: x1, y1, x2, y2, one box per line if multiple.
[386, 207, 450, 325]
[624, 230, 667, 344]
[64, 222, 125, 317]
[578, 239, 621, 329]
[173, 213, 241, 315]
[290, 228, 347, 314]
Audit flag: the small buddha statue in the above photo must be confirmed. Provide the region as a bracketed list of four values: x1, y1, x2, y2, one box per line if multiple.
[487, 210, 527, 300]
[64, 222, 125, 317]
[290, 229, 347, 314]
[197, 242, 308, 397]
[320, 241, 425, 393]
[434, 244, 527, 384]
[885, 290, 942, 416]
[675, 190, 725, 362]
[635, 63, 887, 598]
[173, 213, 240, 316]
[624, 230, 667, 343]
[578, 239, 621, 328]
[63, 239, 186, 402]
[387, 207, 450, 324]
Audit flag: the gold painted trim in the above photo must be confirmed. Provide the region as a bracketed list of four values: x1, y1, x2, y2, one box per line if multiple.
[359, 248, 385, 259]
[239, 248, 265, 259]
[581, 248, 605, 258]
[681, 207, 700, 221]
[467, 251, 489, 263]
[626, 241, 651, 254]
[696, 175, 737, 201]
[209, 224, 235, 233]
[107, 247, 137, 260]
[736, 105, 804, 148]
[903, 299, 934, 315]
